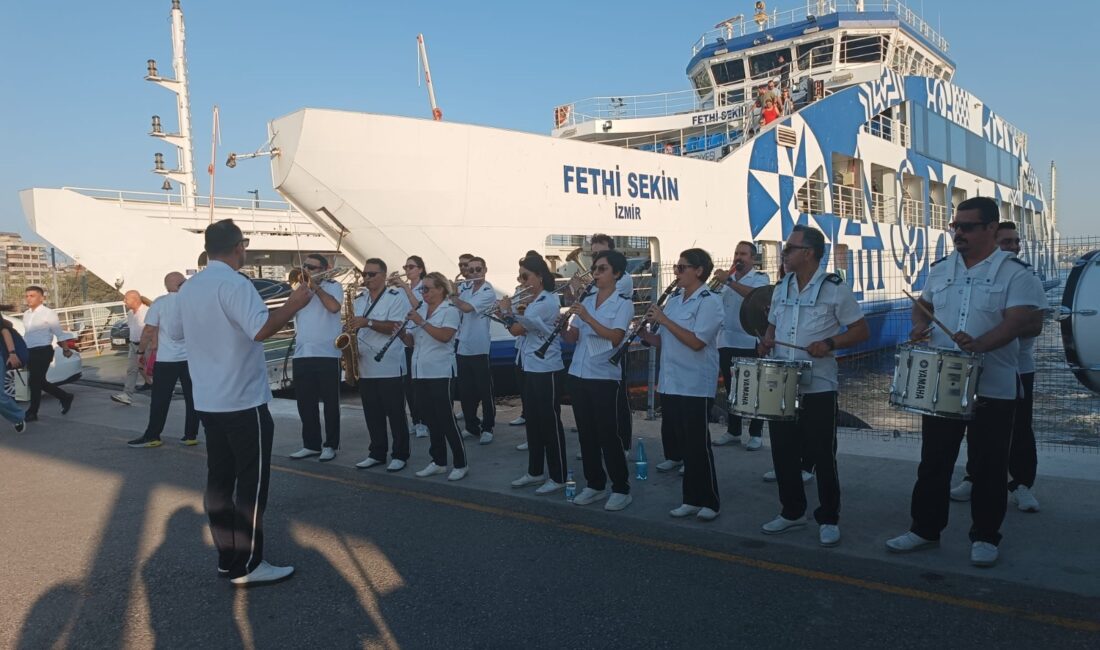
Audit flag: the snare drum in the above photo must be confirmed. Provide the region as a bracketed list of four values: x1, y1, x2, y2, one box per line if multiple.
[889, 343, 983, 420]
[728, 358, 811, 421]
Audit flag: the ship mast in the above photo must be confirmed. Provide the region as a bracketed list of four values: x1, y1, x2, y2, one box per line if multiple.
[147, 0, 197, 210]
[417, 34, 443, 121]
[1049, 161, 1057, 232]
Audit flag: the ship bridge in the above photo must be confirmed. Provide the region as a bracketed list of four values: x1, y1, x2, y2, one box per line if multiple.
[552, 1, 954, 162]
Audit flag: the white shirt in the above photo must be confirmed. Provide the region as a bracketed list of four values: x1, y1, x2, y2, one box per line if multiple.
[567, 290, 633, 381]
[1017, 268, 1046, 376]
[767, 269, 864, 394]
[355, 287, 412, 379]
[718, 269, 770, 349]
[616, 272, 634, 300]
[145, 293, 186, 362]
[292, 279, 344, 359]
[178, 260, 272, 412]
[456, 280, 497, 356]
[516, 290, 565, 373]
[656, 286, 724, 397]
[22, 304, 63, 348]
[127, 304, 148, 343]
[920, 249, 1046, 400]
[408, 301, 461, 379]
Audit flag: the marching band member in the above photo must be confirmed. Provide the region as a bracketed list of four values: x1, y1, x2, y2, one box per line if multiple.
[562, 250, 634, 511]
[887, 200, 1045, 567]
[350, 259, 414, 471]
[178, 219, 311, 586]
[639, 248, 724, 521]
[590, 234, 633, 451]
[402, 255, 428, 438]
[399, 272, 469, 481]
[758, 226, 868, 546]
[288, 254, 344, 462]
[451, 256, 497, 444]
[452, 253, 475, 420]
[505, 254, 569, 494]
[511, 250, 541, 446]
[711, 241, 771, 449]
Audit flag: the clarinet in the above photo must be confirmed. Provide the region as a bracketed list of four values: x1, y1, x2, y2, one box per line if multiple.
[608, 279, 679, 365]
[373, 300, 424, 362]
[534, 280, 596, 359]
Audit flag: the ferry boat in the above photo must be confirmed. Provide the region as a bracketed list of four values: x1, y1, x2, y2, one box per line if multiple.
[19, 0, 337, 300]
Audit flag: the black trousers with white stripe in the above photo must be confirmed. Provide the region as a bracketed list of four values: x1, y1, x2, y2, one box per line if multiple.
[293, 357, 341, 450]
[523, 370, 568, 483]
[769, 391, 839, 524]
[198, 404, 274, 578]
[457, 353, 495, 433]
[359, 376, 410, 462]
[415, 378, 467, 468]
[571, 377, 630, 494]
[661, 393, 720, 511]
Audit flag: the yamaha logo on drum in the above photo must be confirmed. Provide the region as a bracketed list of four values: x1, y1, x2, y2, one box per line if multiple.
[915, 359, 930, 400]
[740, 371, 751, 405]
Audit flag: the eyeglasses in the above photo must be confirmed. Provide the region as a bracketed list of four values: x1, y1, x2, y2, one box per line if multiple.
[468, 266, 484, 273]
[518, 273, 530, 281]
[403, 264, 418, 270]
[363, 271, 381, 278]
[999, 237, 1021, 245]
[458, 262, 469, 268]
[418, 286, 431, 293]
[782, 244, 812, 255]
[302, 264, 322, 271]
[672, 264, 697, 273]
[237, 238, 250, 248]
[591, 264, 612, 273]
[948, 221, 986, 233]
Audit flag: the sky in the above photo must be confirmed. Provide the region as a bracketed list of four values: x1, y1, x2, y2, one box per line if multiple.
[1, 0, 1096, 249]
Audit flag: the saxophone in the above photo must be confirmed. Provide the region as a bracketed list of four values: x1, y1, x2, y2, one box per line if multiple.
[334, 289, 360, 386]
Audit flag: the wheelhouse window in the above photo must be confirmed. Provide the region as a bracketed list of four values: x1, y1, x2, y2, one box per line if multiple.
[691, 68, 714, 100]
[840, 34, 887, 63]
[796, 38, 833, 70]
[748, 48, 792, 80]
[710, 58, 745, 86]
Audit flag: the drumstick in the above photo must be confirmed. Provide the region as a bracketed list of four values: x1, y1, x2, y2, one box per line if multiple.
[902, 290, 957, 339]
[774, 340, 809, 352]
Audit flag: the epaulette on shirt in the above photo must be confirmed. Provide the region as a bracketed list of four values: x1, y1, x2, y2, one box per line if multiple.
[618, 293, 632, 300]
[387, 288, 400, 295]
[930, 255, 949, 267]
[535, 295, 546, 302]
[824, 273, 843, 285]
[1009, 257, 1031, 267]
[700, 289, 712, 297]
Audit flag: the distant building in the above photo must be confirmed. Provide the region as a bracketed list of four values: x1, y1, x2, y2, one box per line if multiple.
[0, 232, 50, 286]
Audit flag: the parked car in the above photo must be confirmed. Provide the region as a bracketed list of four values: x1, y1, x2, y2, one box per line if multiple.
[3, 315, 83, 402]
[110, 319, 130, 349]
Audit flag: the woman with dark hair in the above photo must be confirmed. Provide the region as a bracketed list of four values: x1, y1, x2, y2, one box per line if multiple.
[398, 272, 469, 481]
[640, 248, 724, 521]
[502, 254, 568, 494]
[402, 255, 428, 438]
[562, 250, 633, 511]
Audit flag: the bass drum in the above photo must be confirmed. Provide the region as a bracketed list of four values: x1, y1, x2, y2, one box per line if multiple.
[1060, 249, 1100, 393]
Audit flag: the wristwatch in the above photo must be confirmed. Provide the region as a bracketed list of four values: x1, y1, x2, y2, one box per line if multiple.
[824, 337, 836, 351]
[367, 319, 374, 329]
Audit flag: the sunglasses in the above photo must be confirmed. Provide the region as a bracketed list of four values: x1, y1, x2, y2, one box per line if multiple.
[518, 272, 530, 281]
[672, 264, 697, 273]
[363, 271, 381, 278]
[418, 286, 432, 293]
[237, 238, 250, 248]
[403, 264, 418, 270]
[782, 244, 812, 254]
[468, 266, 484, 273]
[302, 264, 322, 271]
[949, 221, 986, 233]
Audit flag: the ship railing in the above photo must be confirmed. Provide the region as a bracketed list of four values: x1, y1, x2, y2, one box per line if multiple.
[929, 202, 948, 230]
[44, 300, 127, 356]
[869, 191, 896, 223]
[556, 85, 760, 129]
[797, 178, 828, 214]
[862, 113, 910, 147]
[691, 1, 948, 56]
[832, 183, 864, 220]
[901, 197, 923, 226]
[63, 186, 295, 213]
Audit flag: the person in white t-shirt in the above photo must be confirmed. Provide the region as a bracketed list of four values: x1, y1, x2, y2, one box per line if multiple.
[287, 254, 344, 463]
[111, 290, 150, 405]
[178, 219, 312, 587]
[127, 272, 199, 448]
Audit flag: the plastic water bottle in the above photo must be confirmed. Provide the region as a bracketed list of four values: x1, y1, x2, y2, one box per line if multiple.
[565, 470, 576, 502]
[635, 439, 648, 481]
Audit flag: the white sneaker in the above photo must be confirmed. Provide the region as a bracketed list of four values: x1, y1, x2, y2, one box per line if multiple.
[229, 560, 295, 586]
[462, 429, 477, 439]
[761, 515, 806, 534]
[745, 436, 763, 451]
[885, 531, 938, 553]
[448, 467, 469, 481]
[111, 393, 133, 405]
[509, 416, 526, 426]
[415, 462, 447, 477]
[950, 480, 972, 502]
[355, 457, 383, 469]
[573, 487, 608, 506]
[762, 469, 777, 482]
[319, 447, 336, 462]
[656, 459, 683, 473]
[669, 504, 702, 518]
[819, 524, 841, 547]
[1012, 485, 1040, 512]
[696, 507, 720, 522]
[970, 541, 999, 567]
[386, 459, 406, 472]
[511, 473, 545, 488]
[535, 479, 564, 495]
[605, 493, 632, 511]
[712, 432, 739, 446]
[479, 432, 494, 445]
[802, 471, 814, 483]
[455, 410, 464, 420]
[575, 451, 583, 460]
[516, 442, 529, 451]
[414, 424, 429, 438]
[289, 448, 321, 460]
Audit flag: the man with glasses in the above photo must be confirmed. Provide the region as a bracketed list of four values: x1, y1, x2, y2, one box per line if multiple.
[177, 219, 312, 586]
[287, 253, 344, 462]
[451, 256, 497, 444]
[758, 225, 868, 548]
[351, 258, 415, 471]
[949, 221, 1044, 514]
[886, 198, 1046, 567]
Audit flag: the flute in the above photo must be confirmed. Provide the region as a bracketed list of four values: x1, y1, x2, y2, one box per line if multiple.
[373, 301, 424, 362]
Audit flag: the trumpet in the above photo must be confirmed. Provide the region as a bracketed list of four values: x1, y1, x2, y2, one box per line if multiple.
[386, 271, 412, 286]
[484, 286, 536, 319]
[288, 266, 350, 289]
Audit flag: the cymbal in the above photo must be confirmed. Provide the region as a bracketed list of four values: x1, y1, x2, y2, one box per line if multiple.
[739, 284, 775, 338]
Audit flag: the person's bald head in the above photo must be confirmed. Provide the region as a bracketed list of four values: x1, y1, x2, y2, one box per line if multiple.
[123, 290, 142, 311]
[164, 272, 186, 292]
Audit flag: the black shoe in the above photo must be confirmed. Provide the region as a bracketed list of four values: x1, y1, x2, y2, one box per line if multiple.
[136, 383, 152, 392]
[14, 421, 25, 433]
[24, 413, 38, 422]
[61, 395, 74, 414]
[127, 436, 163, 448]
